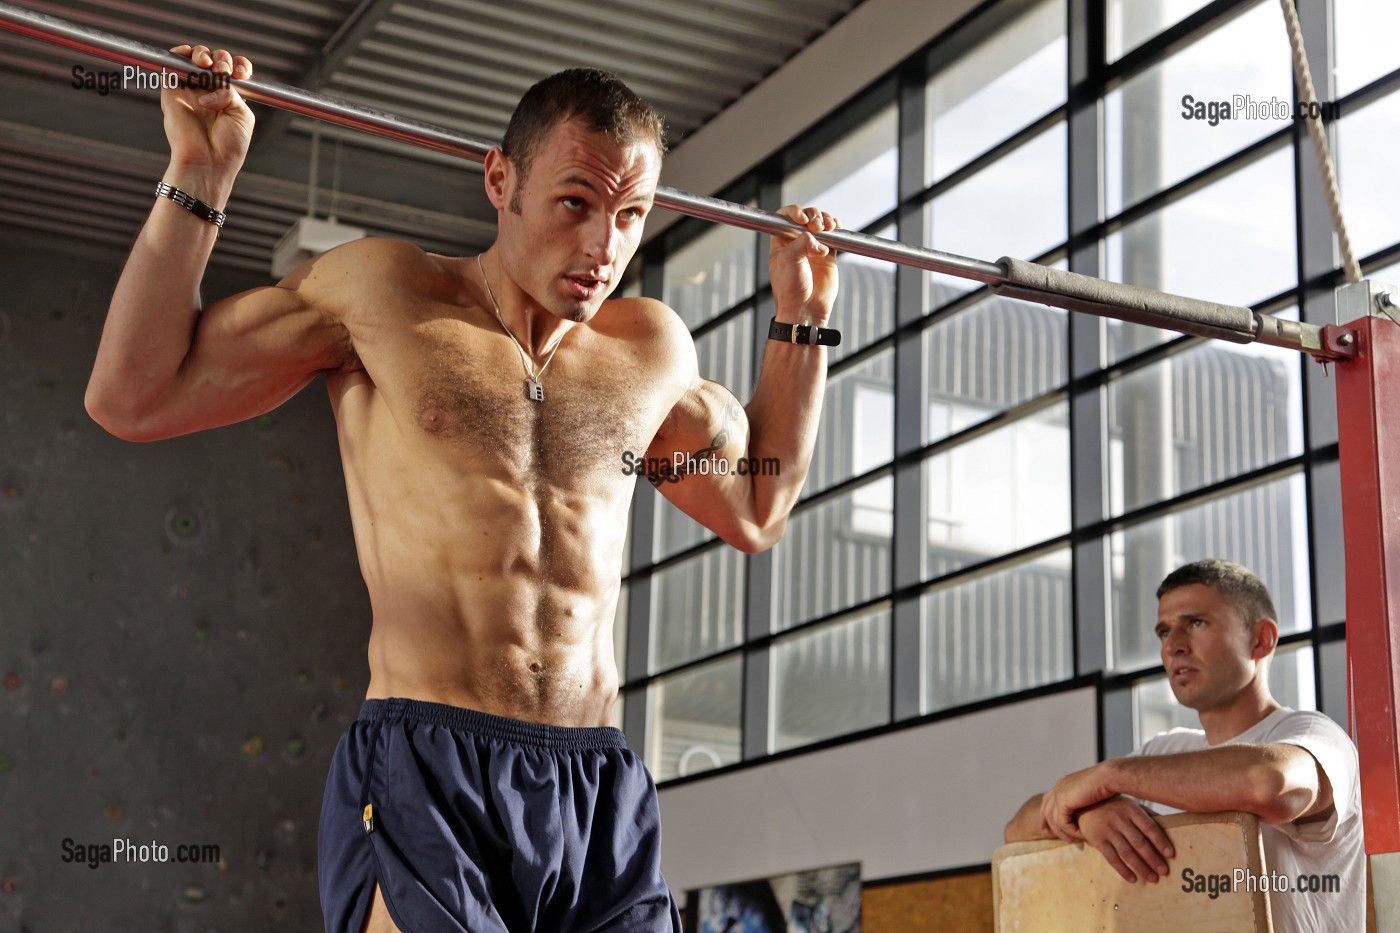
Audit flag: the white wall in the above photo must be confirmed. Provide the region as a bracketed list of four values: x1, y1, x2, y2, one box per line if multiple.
[648, 0, 985, 241]
[658, 687, 1098, 893]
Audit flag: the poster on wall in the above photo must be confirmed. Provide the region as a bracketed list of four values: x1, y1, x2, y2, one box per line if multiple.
[686, 861, 861, 933]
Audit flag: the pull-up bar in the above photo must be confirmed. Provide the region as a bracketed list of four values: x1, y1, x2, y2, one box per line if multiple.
[0, 1, 1335, 358]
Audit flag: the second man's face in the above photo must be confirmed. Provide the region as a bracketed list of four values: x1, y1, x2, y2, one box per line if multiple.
[1155, 583, 1264, 713]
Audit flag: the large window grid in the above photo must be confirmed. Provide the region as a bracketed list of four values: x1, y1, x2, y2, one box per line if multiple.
[617, 0, 1399, 783]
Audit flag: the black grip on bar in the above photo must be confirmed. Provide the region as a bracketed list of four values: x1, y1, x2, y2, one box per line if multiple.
[994, 256, 1260, 344]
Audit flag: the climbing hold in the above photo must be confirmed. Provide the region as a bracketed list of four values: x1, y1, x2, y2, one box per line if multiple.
[241, 736, 264, 757]
[169, 511, 201, 539]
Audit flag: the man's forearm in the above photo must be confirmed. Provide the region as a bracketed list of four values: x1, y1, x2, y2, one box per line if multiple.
[1005, 794, 1052, 843]
[1100, 746, 1320, 824]
[87, 167, 232, 426]
[740, 334, 827, 537]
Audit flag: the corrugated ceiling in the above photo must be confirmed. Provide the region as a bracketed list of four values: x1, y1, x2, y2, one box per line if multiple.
[0, 0, 863, 275]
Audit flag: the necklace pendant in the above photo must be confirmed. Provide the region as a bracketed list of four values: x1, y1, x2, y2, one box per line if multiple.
[526, 377, 545, 403]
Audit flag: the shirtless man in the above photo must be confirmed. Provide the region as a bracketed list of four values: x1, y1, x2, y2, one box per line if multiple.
[84, 48, 841, 933]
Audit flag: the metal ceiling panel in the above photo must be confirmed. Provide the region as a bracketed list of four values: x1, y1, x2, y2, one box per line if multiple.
[0, 0, 863, 273]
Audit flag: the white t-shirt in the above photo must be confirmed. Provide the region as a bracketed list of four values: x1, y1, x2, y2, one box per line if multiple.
[1135, 708, 1366, 933]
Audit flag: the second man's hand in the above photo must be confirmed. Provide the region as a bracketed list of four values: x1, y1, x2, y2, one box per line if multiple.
[1076, 796, 1175, 884]
[1040, 761, 1116, 843]
[1039, 760, 1177, 885]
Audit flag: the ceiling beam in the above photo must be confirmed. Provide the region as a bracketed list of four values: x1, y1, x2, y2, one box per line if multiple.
[249, 0, 404, 159]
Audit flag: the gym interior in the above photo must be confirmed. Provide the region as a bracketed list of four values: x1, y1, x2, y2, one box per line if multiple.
[2, 0, 1398, 929]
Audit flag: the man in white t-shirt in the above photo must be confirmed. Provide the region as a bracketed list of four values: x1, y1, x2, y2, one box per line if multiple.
[1003, 559, 1365, 932]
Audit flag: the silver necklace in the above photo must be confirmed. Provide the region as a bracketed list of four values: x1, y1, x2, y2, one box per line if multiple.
[476, 254, 564, 403]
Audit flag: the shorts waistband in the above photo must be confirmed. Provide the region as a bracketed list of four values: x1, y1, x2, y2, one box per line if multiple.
[357, 698, 628, 751]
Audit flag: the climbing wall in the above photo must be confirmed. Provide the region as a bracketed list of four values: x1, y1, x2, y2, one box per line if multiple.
[0, 231, 371, 931]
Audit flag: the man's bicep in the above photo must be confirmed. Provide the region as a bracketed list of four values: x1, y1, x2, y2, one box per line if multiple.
[647, 379, 765, 549]
[1256, 711, 1358, 824]
[190, 281, 353, 379]
[647, 379, 747, 459]
[1275, 742, 1336, 822]
[141, 281, 352, 439]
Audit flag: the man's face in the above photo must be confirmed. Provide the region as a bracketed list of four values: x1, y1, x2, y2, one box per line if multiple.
[493, 118, 660, 323]
[1155, 583, 1267, 713]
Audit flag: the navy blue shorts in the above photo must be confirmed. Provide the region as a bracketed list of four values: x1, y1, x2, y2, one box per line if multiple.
[318, 698, 682, 933]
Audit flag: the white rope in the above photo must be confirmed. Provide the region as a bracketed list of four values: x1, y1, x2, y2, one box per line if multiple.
[1279, 0, 1362, 284]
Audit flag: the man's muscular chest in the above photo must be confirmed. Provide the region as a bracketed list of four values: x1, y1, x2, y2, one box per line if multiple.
[393, 310, 665, 485]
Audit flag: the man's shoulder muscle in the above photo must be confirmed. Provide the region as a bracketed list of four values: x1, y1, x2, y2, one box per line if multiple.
[599, 296, 685, 336]
[295, 238, 459, 374]
[284, 237, 451, 316]
[597, 297, 697, 374]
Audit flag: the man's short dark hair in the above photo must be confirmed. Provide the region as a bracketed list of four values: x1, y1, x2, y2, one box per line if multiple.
[1156, 559, 1278, 626]
[501, 67, 666, 210]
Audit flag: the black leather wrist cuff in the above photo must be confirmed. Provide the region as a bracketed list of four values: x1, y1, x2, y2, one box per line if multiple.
[768, 318, 841, 346]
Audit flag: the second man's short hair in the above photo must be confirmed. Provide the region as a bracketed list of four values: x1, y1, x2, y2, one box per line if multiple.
[1157, 559, 1278, 625]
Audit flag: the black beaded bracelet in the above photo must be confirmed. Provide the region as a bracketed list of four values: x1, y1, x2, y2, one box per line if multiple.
[155, 182, 226, 228]
[768, 318, 841, 346]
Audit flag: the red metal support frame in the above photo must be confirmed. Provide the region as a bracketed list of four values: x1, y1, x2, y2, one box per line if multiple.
[1337, 310, 1400, 854]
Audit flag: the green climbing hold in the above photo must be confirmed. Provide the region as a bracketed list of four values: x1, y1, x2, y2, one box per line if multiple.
[170, 512, 200, 538]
